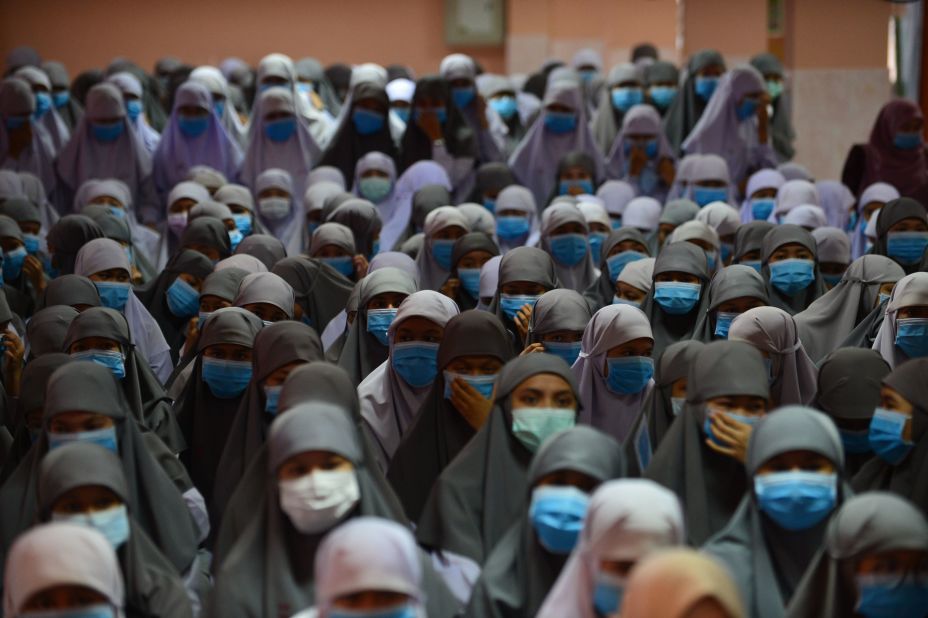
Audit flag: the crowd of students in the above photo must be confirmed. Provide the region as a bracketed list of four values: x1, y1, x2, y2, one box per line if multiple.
[1, 40, 928, 617]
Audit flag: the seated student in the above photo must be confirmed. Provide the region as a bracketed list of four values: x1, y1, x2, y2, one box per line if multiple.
[704, 406, 850, 616]
[583, 227, 651, 312]
[308, 222, 362, 282]
[871, 272, 928, 368]
[441, 232, 499, 311]
[741, 168, 786, 223]
[3, 522, 128, 618]
[759, 224, 827, 315]
[613, 257, 655, 310]
[691, 265, 768, 342]
[852, 358, 928, 513]
[487, 246, 560, 354]
[536, 479, 685, 618]
[414, 206, 471, 292]
[786, 492, 928, 617]
[663, 49, 727, 156]
[540, 202, 598, 293]
[523, 289, 592, 368]
[493, 185, 540, 254]
[606, 104, 676, 202]
[646, 340, 770, 545]
[683, 153, 733, 207]
[326, 198, 383, 262]
[870, 197, 928, 275]
[466, 427, 626, 617]
[232, 271, 295, 324]
[850, 182, 899, 259]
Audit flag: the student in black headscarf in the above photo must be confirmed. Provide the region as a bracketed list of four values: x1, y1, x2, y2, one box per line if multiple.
[663, 49, 726, 156]
[37, 273, 101, 311]
[389, 310, 513, 522]
[464, 426, 625, 617]
[442, 232, 500, 311]
[690, 264, 769, 342]
[638, 340, 705, 455]
[869, 197, 928, 275]
[416, 353, 581, 565]
[467, 162, 516, 210]
[45, 214, 105, 275]
[178, 216, 232, 262]
[523, 289, 592, 368]
[703, 406, 850, 616]
[646, 340, 770, 545]
[760, 224, 828, 315]
[272, 256, 354, 333]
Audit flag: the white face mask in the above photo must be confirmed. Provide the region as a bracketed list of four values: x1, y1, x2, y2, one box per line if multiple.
[278, 468, 360, 534]
[167, 211, 188, 237]
[259, 197, 292, 221]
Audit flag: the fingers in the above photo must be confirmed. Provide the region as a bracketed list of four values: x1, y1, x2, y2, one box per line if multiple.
[520, 343, 546, 356]
[705, 438, 737, 458]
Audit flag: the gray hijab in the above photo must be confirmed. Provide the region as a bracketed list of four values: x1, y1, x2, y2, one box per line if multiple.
[760, 224, 828, 315]
[487, 246, 560, 351]
[704, 406, 847, 618]
[540, 202, 598, 293]
[646, 340, 770, 545]
[691, 265, 769, 343]
[465, 426, 626, 618]
[641, 340, 706, 459]
[794, 255, 905, 362]
[26, 305, 78, 359]
[234, 234, 288, 271]
[663, 49, 726, 155]
[733, 220, 775, 263]
[590, 63, 643, 154]
[272, 256, 355, 333]
[527, 289, 593, 344]
[786, 492, 928, 617]
[582, 227, 651, 312]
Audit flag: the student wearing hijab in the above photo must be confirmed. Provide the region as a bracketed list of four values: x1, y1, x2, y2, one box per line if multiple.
[851, 181, 900, 258]
[842, 99, 928, 202]
[509, 75, 605, 207]
[668, 221, 722, 275]
[871, 271, 928, 368]
[813, 348, 890, 476]
[741, 168, 786, 223]
[63, 306, 183, 453]
[794, 255, 904, 362]
[595, 180, 636, 229]
[728, 306, 818, 407]
[0, 77, 58, 201]
[174, 307, 263, 506]
[465, 426, 626, 617]
[690, 265, 768, 344]
[732, 220, 774, 273]
[440, 232, 499, 311]
[606, 104, 676, 201]
[215, 182, 265, 239]
[389, 310, 513, 522]
[251, 167, 304, 256]
[55, 83, 159, 223]
[0, 362, 201, 577]
[208, 402, 461, 618]
[412, 206, 471, 292]
[523, 289, 592, 368]
[750, 53, 796, 163]
[535, 479, 685, 618]
[0, 212, 44, 312]
[74, 238, 172, 383]
[3, 522, 127, 618]
[646, 340, 771, 545]
[643, 60, 679, 113]
[416, 353, 582, 566]
[439, 54, 505, 166]
[211, 321, 324, 527]
[493, 184, 540, 253]
[638, 241, 711, 359]
[681, 153, 733, 210]
[760, 224, 827, 315]
[350, 152, 402, 251]
[466, 162, 514, 211]
[43, 61, 84, 130]
[703, 406, 847, 616]
[538, 202, 598, 293]
[152, 81, 242, 199]
[36, 444, 195, 617]
[233, 271, 295, 325]
[870, 197, 928, 275]
[663, 49, 726, 156]
[308, 222, 362, 282]
[655, 199, 700, 250]
[479, 75, 531, 158]
[37, 274, 101, 312]
[582, 228, 650, 312]
[572, 304, 654, 443]
[590, 63, 644, 154]
[793, 493, 928, 617]
[336, 266, 417, 385]
[106, 71, 159, 156]
[811, 226, 851, 288]
[326, 198, 383, 260]
[15, 66, 71, 155]
[45, 215, 104, 280]
[815, 179, 856, 230]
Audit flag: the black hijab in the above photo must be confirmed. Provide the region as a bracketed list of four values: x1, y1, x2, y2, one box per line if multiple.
[398, 75, 477, 173]
[46, 214, 104, 275]
[272, 256, 354, 334]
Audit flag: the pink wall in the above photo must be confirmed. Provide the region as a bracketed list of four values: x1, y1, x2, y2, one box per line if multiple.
[681, 0, 767, 62]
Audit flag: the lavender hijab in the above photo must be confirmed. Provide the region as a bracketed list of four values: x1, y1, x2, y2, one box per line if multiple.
[605, 104, 675, 200]
[255, 168, 304, 256]
[740, 168, 786, 223]
[852, 182, 899, 259]
[0, 77, 57, 199]
[384, 160, 453, 253]
[352, 151, 402, 254]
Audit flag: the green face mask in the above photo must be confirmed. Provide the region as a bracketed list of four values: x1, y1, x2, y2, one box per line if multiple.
[511, 407, 576, 452]
[359, 176, 392, 203]
[766, 79, 784, 100]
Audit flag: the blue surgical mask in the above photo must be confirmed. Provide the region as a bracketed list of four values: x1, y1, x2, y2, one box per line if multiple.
[593, 571, 625, 617]
[52, 90, 70, 109]
[359, 176, 392, 203]
[736, 97, 759, 121]
[366, 308, 397, 346]
[125, 99, 143, 123]
[391, 107, 411, 124]
[742, 259, 763, 274]
[720, 243, 733, 264]
[431, 238, 456, 270]
[198, 311, 211, 331]
[48, 425, 118, 454]
[482, 197, 496, 214]
[321, 255, 355, 278]
[887, 231, 928, 265]
[544, 340, 582, 367]
[499, 293, 539, 321]
[578, 69, 598, 83]
[692, 186, 728, 207]
[588, 232, 608, 264]
[869, 407, 914, 464]
[166, 277, 200, 318]
[511, 406, 576, 452]
[70, 349, 126, 380]
[839, 428, 872, 455]
[769, 258, 815, 295]
[233, 213, 253, 236]
[605, 356, 654, 395]
[297, 82, 314, 95]
[612, 296, 641, 308]
[23, 233, 40, 255]
[52, 503, 130, 549]
[264, 384, 282, 415]
[611, 87, 643, 112]
[33, 91, 52, 119]
[496, 216, 530, 241]
[457, 267, 481, 298]
[544, 110, 577, 134]
[558, 179, 594, 196]
[228, 228, 243, 250]
[451, 86, 476, 108]
[328, 604, 417, 618]
[2, 246, 26, 281]
[107, 206, 126, 219]
[606, 250, 646, 282]
[178, 114, 209, 138]
[214, 100, 226, 118]
[549, 233, 589, 266]
[201, 357, 253, 399]
[489, 95, 518, 120]
[646, 83, 676, 109]
[846, 211, 859, 232]
[705, 249, 717, 271]
[352, 107, 386, 135]
[694, 76, 719, 101]
[92, 120, 125, 143]
[264, 117, 296, 142]
[714, 311, 738, 339]
[94, 281, 131, 311]
[751, 198, 775, 221]
[529, 485, 589, 554]
[610, 217, 622, 230]
[653, 281, 702, 314]
[822, 273, 843, 287]
[754, 470, 837, 531]
[893, 132, 923, 150]
[895, 317, 928, 359]
[443, 371, 496, 400]
[855, 573, 928, 618]
[391, 341, 440, 388]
